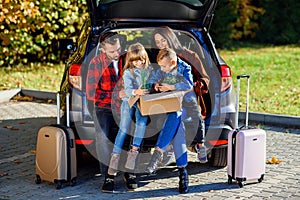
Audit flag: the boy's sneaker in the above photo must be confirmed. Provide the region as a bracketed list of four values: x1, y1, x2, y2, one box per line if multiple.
[101, 175, 115, 193]
[125, 149, 139, 170]
[159, 145, 174, 167]
[195, 145, 208, 163]
[123, 172, 138, 191]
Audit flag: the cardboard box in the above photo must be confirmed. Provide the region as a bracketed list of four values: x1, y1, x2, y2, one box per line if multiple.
[128, 91, 186, 116]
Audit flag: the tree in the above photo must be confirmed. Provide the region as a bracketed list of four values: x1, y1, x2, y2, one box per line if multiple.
[0, 0, 87, 67]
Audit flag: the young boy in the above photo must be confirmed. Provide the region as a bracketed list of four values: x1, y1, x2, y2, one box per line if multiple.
[146, 47, 195, 193]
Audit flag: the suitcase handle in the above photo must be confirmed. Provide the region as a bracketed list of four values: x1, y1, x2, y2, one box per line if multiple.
[56, 92, 70, 127]
[235, 74, 250, 129]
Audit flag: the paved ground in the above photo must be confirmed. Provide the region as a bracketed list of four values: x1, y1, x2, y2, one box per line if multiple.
[0, 100, 299, 200]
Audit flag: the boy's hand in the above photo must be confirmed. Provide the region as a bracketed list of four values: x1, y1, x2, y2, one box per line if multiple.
[157, 83, 176, 92]
[154, 83, 160, 91]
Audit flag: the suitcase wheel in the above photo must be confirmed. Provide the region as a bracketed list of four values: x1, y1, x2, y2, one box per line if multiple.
[258, 174, 264, 183]
[56, 180, 63, 189]
[238, 181, 244, 188]
[70, 178, 77, 186]
[35, 175, 41, 184]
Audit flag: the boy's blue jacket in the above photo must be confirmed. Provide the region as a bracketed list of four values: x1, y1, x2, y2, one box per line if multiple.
[149, 57, 196, 102]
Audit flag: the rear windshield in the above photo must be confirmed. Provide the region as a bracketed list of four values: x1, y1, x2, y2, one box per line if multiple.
[97, 0, 207, 7]
[92, 27, 206, 67]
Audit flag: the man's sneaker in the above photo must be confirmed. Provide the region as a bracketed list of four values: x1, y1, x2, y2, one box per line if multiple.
[123, 172, 138, 191]
[195, 145, 208, 163]
[101, 175, 115, 193]
[159, 145, 174, 167]
[125, 149, 139, 170]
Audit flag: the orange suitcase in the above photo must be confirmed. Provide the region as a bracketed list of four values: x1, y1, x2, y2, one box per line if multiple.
[35, 92, 77, 189]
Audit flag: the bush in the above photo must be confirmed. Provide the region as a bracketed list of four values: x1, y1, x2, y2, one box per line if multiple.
[0, 0, 87, 67]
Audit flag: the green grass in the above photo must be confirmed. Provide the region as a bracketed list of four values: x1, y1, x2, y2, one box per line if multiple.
[0, 63, 65, 92]
[0, 44, 299, 116]
[219, 44, 300, 116]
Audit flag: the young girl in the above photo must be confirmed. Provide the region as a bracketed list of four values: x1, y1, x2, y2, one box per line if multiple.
[105, 42, 152, 191]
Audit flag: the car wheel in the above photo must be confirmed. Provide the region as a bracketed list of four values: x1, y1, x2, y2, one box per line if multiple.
[208, 147, 227, 167]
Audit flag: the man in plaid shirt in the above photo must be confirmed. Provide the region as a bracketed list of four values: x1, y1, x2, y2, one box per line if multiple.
[86, 32, 137, 192]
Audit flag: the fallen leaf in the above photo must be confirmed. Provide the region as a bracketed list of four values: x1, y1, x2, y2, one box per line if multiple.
[266, 156, 283, 164]
[3, 125, 13, 129]
[18, 121, 26, 124]
[14, 159, 21, 164]
[11, 127, 19, 131]
[0, 172, 8, 177]
[30, 150, 36, 154]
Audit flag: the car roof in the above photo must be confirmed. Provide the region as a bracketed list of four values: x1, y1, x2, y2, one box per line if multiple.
[87, 0, 217, 28]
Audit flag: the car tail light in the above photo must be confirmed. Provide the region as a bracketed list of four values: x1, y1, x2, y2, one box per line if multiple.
[69, 63, 82, 91]
[75, 139, 94, 145]
[221, 64, 232, 92]
[208, 139, 228, 146]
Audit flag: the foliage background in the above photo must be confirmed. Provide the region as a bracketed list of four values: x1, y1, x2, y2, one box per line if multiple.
[1, 0, 300, 66]
[0, 0, 87, 66]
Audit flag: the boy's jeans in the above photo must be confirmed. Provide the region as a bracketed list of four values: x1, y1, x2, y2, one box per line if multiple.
[173, 121, 188, 167]
[112, 101, 148, 154]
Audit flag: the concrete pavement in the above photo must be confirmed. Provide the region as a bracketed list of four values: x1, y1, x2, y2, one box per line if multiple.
[0, 94, 299, 199]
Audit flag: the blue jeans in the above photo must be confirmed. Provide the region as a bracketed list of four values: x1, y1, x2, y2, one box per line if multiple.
[112, 101, 148, 154]
[183, 97, 205, 144]
[173, 121, 188, 167]
[155, 111, 182, 150]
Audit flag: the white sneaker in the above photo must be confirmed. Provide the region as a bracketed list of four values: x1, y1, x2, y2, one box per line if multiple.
[195, 145, 208, 163]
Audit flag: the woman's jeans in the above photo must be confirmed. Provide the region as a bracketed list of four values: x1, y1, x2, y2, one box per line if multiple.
[112, 101, 148, 154]
[183, 97, 205, 144]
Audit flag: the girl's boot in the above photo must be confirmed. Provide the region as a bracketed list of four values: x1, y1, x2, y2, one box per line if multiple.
[108, 154, 120, 175]
[125, 149, 139, 170]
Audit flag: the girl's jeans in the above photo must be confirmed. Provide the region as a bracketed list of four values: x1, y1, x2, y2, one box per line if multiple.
[112, 101, 148, 154]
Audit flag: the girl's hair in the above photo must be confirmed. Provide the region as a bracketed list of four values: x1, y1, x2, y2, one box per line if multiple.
[124, 42, 150, 70]
[151, 26, 184, 53]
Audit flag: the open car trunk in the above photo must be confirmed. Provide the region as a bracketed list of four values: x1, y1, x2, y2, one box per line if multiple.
[86, 0, 217, 28]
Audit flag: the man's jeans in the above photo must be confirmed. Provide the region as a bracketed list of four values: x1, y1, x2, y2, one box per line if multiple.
[112, 101, 148, 154]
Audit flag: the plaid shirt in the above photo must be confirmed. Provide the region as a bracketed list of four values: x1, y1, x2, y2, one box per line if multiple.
[86, 53, 124, 110]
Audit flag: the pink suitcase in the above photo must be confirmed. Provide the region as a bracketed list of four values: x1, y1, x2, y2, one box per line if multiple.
[35, 92, 77, 189]
[227, 75, 266, 187]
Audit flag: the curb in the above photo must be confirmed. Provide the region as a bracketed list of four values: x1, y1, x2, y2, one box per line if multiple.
[1, 88, 299, 129]
[239, 111, 300, 129]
